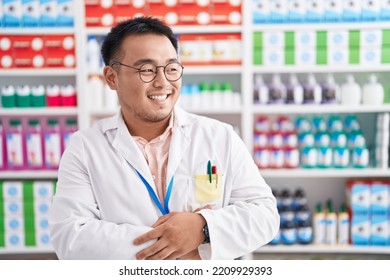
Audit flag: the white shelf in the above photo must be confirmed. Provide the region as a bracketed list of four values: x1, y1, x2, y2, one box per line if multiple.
[0, 171, 58, 179]
[0, 108, 78, 116]
[252, 65, 390, 74]
[253, 105, 390, 114]
[0, 247, 55, 255]
[2, 69, 77, 76]
[256, 245, 390, 255]
[86, 25, 242, 36]
[252, 22, 390, 31]
[259, 168, 390, 178]
[0, 28, 75, 35]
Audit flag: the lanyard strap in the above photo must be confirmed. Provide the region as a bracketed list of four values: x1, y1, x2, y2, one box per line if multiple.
[135, 170, 174, 215]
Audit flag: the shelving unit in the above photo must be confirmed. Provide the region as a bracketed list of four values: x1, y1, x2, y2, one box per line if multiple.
[1, 1, 390, 259]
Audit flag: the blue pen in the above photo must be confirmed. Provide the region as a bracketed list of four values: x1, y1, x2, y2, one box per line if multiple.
[207, 160, 212, 183]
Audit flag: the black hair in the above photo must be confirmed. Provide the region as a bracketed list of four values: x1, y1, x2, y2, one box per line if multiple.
[101, 17, 178, 66]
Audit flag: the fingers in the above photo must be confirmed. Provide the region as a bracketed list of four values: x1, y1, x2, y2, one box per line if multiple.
[152, 212, 175, 228]
[193, 204, 213, 212]
[133, 227, 162, 246]
[136, 240, 170, 260]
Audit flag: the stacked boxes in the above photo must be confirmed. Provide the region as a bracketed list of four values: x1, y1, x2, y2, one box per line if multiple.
[253, 29, 390, 66]
[346, 180, 390, 246]
[1, 0, 74, 27]
[252, 0, 389, 23]
[0, 35, 76, 69]
[0, 180, 55, 249]
[84, 0, 242, 27]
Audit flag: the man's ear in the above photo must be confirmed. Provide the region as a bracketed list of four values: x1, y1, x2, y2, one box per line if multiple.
[103, 65, 117, 90]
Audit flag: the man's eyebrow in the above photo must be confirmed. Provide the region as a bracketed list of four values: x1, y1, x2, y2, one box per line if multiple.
[133, 58, 179, 66]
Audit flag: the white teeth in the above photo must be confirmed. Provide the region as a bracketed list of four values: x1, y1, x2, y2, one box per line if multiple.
[148, 95, 168, 101]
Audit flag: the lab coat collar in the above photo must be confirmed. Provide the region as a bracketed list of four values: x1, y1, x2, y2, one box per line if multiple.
[101, 106, 194, 191]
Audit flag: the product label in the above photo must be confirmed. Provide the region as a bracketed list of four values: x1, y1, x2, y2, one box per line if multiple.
[44, 133, 61, 167]
[6, 133, 24, 167]
[26, 133, 43, 167]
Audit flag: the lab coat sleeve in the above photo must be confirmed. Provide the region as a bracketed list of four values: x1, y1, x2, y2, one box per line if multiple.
[198, 129, 280, 260]
[49, 133, 155, 260]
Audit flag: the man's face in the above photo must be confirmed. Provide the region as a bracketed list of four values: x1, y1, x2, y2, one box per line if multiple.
[108, 34, 181, 124]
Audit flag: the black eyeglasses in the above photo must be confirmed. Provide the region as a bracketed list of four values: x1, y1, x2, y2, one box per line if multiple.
[110, 61, 184, 83]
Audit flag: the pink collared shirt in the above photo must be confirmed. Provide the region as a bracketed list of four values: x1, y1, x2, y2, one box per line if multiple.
[132, 115, 174, 203]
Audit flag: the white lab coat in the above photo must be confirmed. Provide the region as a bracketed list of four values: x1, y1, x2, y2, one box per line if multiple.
[49, 107, 279, 260]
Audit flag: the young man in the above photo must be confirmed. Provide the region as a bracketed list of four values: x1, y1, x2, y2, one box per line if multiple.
[49, 17, 279, 260]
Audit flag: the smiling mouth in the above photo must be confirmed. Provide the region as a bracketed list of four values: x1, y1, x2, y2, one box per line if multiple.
[148, 95, 169, 101]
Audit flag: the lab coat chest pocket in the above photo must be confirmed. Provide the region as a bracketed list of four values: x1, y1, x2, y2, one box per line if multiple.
[188, 160, 224, 210]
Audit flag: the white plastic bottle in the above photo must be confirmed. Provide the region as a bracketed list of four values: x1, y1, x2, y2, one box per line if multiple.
[268, 74, 286, 104]
[322, 73, 340, 104]
[325, 200, 337, 245]
[303, 74, 322, 104]
[340, 75, 361, 105]
[337, 202, 350, 245]
[86, 36, 101, 70]
[254, 74, 269, 104]
[286, 74, 303, 104]
[87, 75, 104, 110]
[313, 203, 326, 244]
[362, 74, 384, 105]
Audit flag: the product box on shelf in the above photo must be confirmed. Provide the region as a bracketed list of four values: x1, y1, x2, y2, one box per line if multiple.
[0, 36, 13, 68]
[351, 213, 370, 245]
[210, 0, 241, 25]
[57, 0, 74, 27]
[361, 0, 380, 22]
[45, 35, 75, 68]
[370, 181, 390, 215]
[3, 0, 22, 27]
[346, 180, 371, 215]
[22, 0, 40, 27]
[177, 3, 211, 25]
[371, 214, 389, 246]
[40, 0, 58, 27]
[306, 0, 323, 22]
[253, 0, 270, 23]
[324, 0, 342, 22]
[0, 180, 56, 249]
[12, 36, 45, 68]
[288, 0, 305, 23]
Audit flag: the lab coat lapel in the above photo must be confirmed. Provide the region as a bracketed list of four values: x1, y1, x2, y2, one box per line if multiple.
[111, 113, 155, 186]
[166, 108, 192, 186]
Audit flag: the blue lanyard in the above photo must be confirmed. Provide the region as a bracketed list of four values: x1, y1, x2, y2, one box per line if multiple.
[135, 170, 174, 215]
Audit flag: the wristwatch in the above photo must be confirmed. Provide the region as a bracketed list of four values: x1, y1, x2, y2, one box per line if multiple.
[202, 224, 210, 244]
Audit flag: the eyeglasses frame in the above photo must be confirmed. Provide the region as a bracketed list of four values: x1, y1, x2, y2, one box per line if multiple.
[110, 60, 184, 83]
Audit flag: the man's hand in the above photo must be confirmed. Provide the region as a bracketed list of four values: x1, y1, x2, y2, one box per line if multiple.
[133, 212, 206, 260]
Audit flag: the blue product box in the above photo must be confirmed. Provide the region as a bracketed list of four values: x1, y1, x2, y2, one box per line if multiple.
[370, 214, 389, 246]
[253, 0, 270, 23]
[371, 182, 389, 215]
[57, 0, 73, 27]
[3, 0, 22, 27]
[22, 0, 39, 27]
[351, 214, 370, 246]
[40, 0, 57, 26]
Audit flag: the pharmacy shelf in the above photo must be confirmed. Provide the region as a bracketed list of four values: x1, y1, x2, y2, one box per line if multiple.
[0, 28, 75, 35]
[0, 247, 55, 255]
[252, 22, 390, 32]
[0, 108, 78, 116]
[255, 245, 390, 255]
[0, 171, 58, 179]
[2, 69, 77, 76]
[86, 25, 242, 36]
[259, 168, 390, 178]
[252, 104, 390, 114]
[252, 65, 390, 74]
